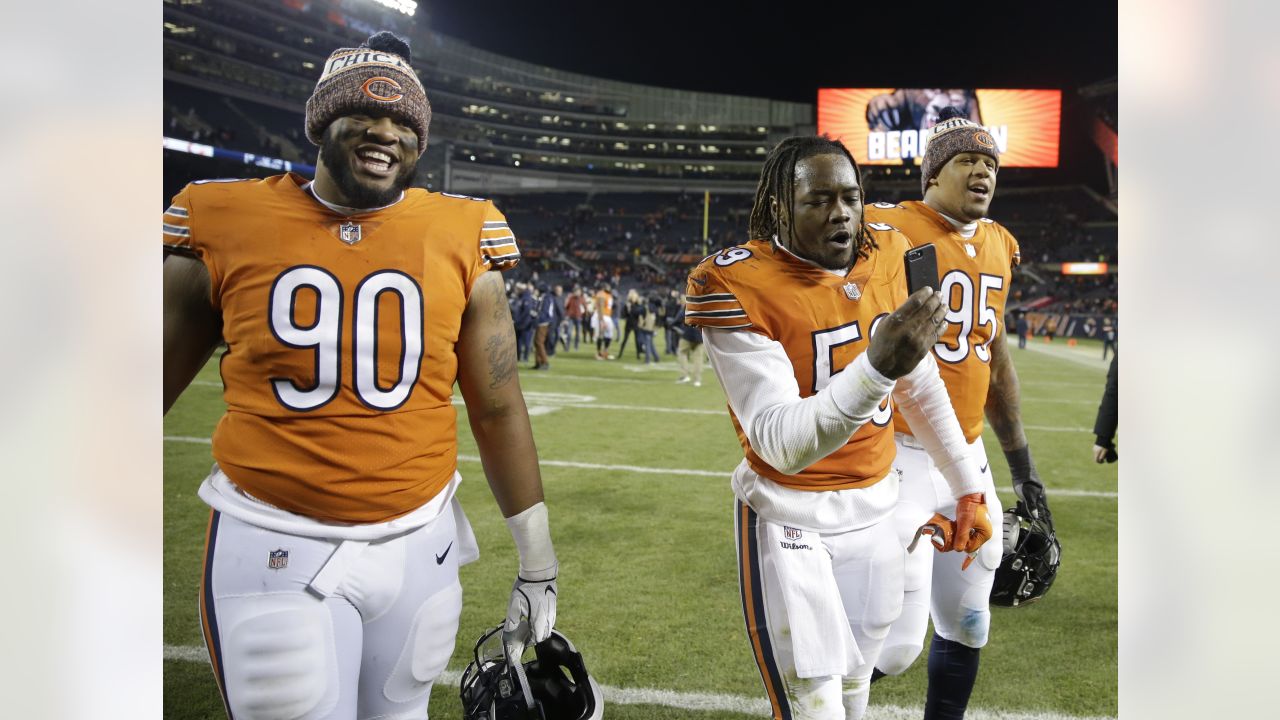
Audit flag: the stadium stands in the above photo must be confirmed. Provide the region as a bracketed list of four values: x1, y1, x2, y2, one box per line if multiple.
[162, 0, 1115, 319]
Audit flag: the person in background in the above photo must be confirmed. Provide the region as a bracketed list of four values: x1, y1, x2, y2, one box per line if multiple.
[513, 282, 537, 363]
[1015, 311, 1029, 350]
[636, 295, 661, 364]
[673, 300, 706, 387]
[593, 283, 616, 360]
[582, 292, 596, 346]
[551, 284, 569, 353]
[1101, 316, 1117, 360]
[565, 285, 585, 350]
[617, 288, 642, 359]
[664, 288, 682, 355]
[1092, 355, 1118, 463]
[532, 282, 555, 370]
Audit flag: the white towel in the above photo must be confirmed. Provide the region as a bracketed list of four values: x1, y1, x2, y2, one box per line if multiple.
[763, 523, 863, 678]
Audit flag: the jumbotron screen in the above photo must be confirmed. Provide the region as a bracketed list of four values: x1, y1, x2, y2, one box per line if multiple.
[817, 88, 1061, 168]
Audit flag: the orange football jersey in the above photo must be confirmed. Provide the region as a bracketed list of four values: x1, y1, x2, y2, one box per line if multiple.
[865, 201, 1019, 443]
[685, 231, 910, 491]
[163, 174, 519, 523]
[593, 289, 613, 317]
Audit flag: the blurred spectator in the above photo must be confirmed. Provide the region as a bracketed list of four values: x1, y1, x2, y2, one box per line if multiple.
[511, 282, 537, 363]
[637, 295, 661, 364]
[532, 283, 556, 370]
[1015, 312, 1029, 349]
[1101, 317, 1117, 360]
[1092, 356, 1118, 463]
[565, 285, 585, 349]
[663, 289, 682, 356]
[673, 302, 706, 387]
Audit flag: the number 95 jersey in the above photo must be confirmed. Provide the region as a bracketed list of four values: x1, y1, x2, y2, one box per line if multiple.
[163, 174, 519, 523]
[865, 201, 1019, 443]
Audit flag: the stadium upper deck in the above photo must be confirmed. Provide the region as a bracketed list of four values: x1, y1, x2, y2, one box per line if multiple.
[163, 0, 814, 193]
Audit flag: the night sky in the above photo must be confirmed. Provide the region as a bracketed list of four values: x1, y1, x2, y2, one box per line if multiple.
[427, 1, 1117, 103]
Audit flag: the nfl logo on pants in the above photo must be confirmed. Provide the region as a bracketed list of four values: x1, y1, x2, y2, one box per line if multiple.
[784, 527, 802, 540]
[268, 548, 289, 570]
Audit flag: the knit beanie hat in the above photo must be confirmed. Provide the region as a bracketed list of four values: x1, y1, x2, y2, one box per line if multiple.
[305, 31, 431, 156]
[920, 106, 999, 195]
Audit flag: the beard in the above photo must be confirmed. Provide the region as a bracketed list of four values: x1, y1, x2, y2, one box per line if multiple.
[318, 130, 419, 209]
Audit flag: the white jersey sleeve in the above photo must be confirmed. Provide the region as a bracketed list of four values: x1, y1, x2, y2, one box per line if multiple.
[703, 328, 896, 475]
[892, 353, 984, 499]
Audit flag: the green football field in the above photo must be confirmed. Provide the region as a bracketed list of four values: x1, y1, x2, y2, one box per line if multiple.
[163, 335, 1117, 719]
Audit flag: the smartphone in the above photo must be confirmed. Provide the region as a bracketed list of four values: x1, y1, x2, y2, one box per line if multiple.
[905, 244, 939, 294]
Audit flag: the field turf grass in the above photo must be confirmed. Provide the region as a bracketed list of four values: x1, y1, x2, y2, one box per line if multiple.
[163, 335, 1116, 718]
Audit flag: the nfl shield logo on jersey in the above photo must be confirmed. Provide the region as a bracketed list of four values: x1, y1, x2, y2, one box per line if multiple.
[784, 527, 803, 541]
[841, 282, 861, 301]
[268, 548, 289, 570]
[339, 222, 362, 245]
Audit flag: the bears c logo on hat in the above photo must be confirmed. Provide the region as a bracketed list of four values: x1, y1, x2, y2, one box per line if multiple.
[973, 131, 995, 148]
[362, 76, 404, 103]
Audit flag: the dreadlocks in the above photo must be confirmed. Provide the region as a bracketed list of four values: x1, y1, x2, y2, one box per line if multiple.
[748, 135, 878, 264]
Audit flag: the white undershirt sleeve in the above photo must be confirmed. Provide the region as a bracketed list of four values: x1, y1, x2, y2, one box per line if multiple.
[892, 353, 984, 499]
[703, 328, 896, 476]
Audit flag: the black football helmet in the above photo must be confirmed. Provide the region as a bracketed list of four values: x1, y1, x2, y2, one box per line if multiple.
[990, 500, 1061, 607]
[460, 625, 603, 720]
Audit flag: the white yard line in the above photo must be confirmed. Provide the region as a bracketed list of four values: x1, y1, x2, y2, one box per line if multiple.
[163, 437, 1115, 498]
[452, 398, 725, 416]
[162, 644, 1112, 719]
[165, 435, 1116, 497]
[1021, 343, 1111, 371]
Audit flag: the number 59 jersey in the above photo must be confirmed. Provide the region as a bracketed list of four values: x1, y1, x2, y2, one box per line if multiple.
[865, 201, 1019, 443]
[684, 232, 910, 491]
[163, 174, 519, 523]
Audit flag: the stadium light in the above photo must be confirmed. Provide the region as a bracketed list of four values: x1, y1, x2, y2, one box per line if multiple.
[364, 0, 417, 16]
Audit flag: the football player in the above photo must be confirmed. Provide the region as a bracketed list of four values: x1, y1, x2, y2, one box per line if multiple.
[163, 32, 559, 720]
[592, 283, 615, 359]
[686, 136, 993, 720]
[865, 107, 1052, 719]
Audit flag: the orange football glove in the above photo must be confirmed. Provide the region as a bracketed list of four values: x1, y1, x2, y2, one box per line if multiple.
[953, 493, 993, 562]
[908, 513, 956, 553]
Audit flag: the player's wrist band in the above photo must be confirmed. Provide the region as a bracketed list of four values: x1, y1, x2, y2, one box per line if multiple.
[829, 353, 896, 420]
[1003, 445, 1040, 486]
[506, 501, 557, 574]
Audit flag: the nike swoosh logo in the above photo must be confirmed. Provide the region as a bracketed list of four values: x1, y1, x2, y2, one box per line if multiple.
[435, 541, 453, 565]
[979, 464, 989, 474]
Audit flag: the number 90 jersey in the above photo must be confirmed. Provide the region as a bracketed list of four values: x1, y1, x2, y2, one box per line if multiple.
[865, 201, 1019, 443]
[684, 232, 910, 491]
[163, 174, 519, 523]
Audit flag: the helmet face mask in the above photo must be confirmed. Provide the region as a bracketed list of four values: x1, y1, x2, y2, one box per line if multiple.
[460, 625, 603, 720]
[990, 501, 1062, 607]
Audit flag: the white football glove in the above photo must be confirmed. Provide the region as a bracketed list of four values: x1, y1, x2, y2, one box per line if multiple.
[502, 502, 558, 661]
[503, 564, 557, 660]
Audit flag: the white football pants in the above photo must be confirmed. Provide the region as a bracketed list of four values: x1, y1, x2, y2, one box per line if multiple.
[199, 508, 462, 720]
[876, 435, 1003, 676]
[735, 500, 904, 720]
